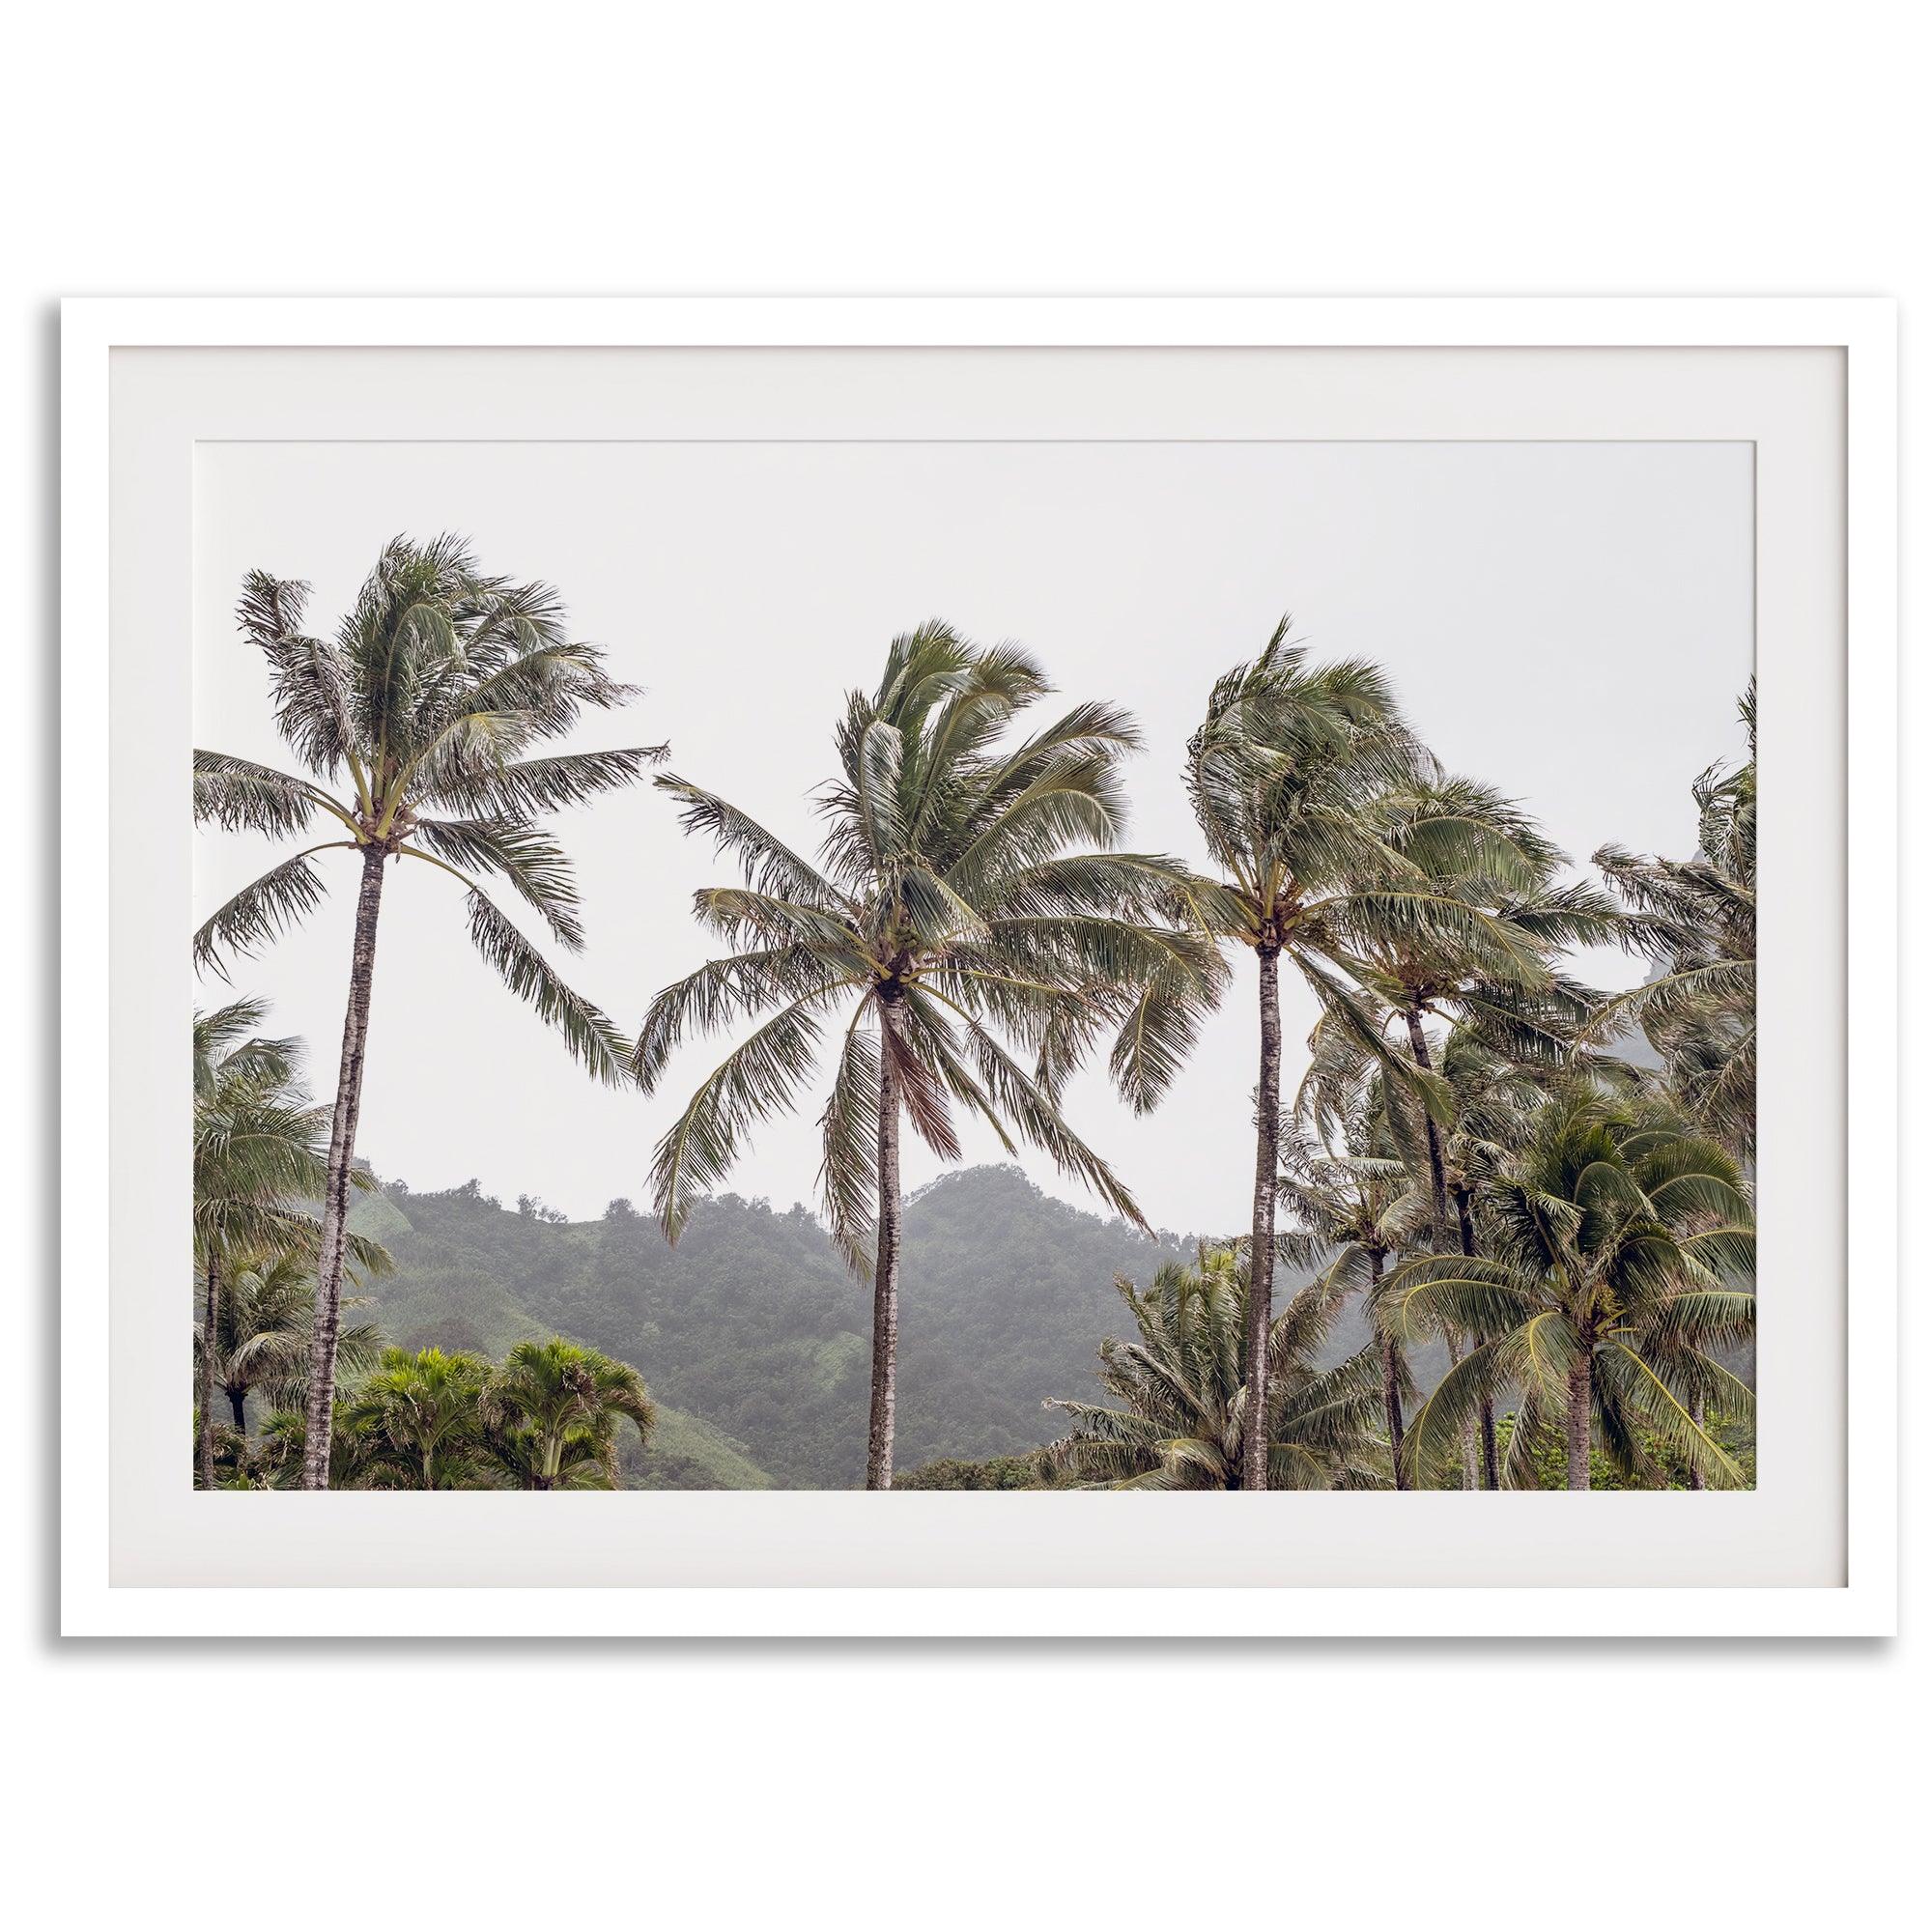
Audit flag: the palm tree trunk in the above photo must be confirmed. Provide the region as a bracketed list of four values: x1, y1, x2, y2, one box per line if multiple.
[1370, 1249, 1406, 1490]
[866, 995, 905, 1492]
[1404, 1006, 1449, 1226]
[300, 842, 387, 1491]
[196, 1254, 220, 1490]
[1243, 948, 1282, 1492]
[226, 1387, 247, 1435]
[1565, 1354, 1593, 1491]
[1455, 1185, 1500, 1491]
[1687, 1389, 1706, 1492]
[1444, 1330, 1480, 1490]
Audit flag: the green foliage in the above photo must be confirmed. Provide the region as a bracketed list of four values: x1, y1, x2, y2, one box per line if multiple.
[1046, 1245, 1389, 1489]
[194, 534, 656, 1077]
[192, 999, 381, 1275]
[1378, 1084, 1756, 1490]
[1594, 680, 1756, 1156]
[1495, 1409, 1757, 1492]
[481, 1337, 656, 1489]
[192, 579, 1758, 1499]
[893, 1453, 1069, 1491]
[351, 1163, 1207, 1487]
[238, 1337, 660, 1492]
[638, 619, 1226, 1256]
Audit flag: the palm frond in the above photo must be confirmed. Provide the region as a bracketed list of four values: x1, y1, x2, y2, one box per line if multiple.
[192, 845, 343, 978]
[463, 887, 632, 1085]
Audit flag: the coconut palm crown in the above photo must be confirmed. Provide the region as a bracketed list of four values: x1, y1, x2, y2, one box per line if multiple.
[635, 619, 1226, 1488]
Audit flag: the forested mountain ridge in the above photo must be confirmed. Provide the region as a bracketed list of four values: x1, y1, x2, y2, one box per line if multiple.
[351, 1164, 1219, 1489]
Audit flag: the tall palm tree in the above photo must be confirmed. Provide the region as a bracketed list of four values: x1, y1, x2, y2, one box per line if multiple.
[191, 1000, 386, 1488]
[1346, 777, 1623, 1486]
[635, 621, 1224, 1488]
[1375, 1086, 1755, 1489]
[480, 1338, 657, 1489]
[193, 535, 658, 1488]
[1184, 621, 1480, 1489]
[1593, 682, 1757, 1157]
[1045, 1247, 1388, 1490]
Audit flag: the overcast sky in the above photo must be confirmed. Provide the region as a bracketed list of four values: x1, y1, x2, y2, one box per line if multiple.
[194, 439, 1752, 1237]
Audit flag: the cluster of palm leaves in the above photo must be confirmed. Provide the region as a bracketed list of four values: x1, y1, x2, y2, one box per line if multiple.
[1045, 1246, 1391, 1490]
[191, 999, 389, 1488]
[194, 533, 1753, 1492]
[225, 1339, 656, 1492]
[1592, 682, 1757, 1158]
[1054, 644, 1756, 1492]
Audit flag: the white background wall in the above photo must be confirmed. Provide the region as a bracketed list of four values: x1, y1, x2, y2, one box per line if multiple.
[5, 4, 1920, 1926]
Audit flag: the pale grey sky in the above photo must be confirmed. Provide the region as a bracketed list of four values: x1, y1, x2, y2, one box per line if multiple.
[194, 439, 1752, 1236]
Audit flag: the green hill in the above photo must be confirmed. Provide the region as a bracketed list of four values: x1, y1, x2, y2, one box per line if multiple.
[351, 1164, 1208, 1489]
[344, 1162, 1517, 1490]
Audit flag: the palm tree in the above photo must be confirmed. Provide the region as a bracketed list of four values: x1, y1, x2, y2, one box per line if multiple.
[480, 1338, 656, 1489]
[1184, 620, 1475, 1489]
[191, 1000, 387, 1488]
[1348, 777, 1623, 1486]
[635, 620, 1223, 1489]
[1357, 775, 1617, 1203]
[1432, 1029, 1568, 1487]
[338, 1347, 495, 1490]
[1375, 1085, 1755, 1489]
[205, 1249, 383, 1437]
[1276, 1106, 1431, 1488]
[1593, 681, 1756, 1157]
[193, 535, 658, 1488]
[1045, 1247, 1388, 1490]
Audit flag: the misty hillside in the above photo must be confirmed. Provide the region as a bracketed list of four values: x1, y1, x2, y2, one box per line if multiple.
[347, 1165, 1279, 1489]
[349, 1161, 1475, 1491]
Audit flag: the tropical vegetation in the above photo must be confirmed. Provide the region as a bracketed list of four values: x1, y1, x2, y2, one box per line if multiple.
[193, 535, 660, 1487]
[218, 1340, 656, 1492]
[634, 621, 1222, 1487]
[1045, 1245, 1390, 1489]
[192, 539, 1755, 1493]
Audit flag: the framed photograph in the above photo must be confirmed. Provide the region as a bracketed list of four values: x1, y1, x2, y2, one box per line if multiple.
[60, 297, 1896, 1637]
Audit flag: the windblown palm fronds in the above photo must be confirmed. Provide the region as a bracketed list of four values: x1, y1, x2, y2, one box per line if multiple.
[1593, 681, 1756, 1155]
[1182, 617, 1450, 1488]
[1046, 1246, 1389, 1490]
[636, 619, 1225, 1488]
[198, 1248, 383, 1441]
[1375, 1084, 1755, 1490]
[191, 999, 388, 1486]
[1276, 1094, 1433, 1487]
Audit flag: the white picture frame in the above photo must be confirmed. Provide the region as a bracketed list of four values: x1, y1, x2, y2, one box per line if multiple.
[61, 297, 1898, 1637]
